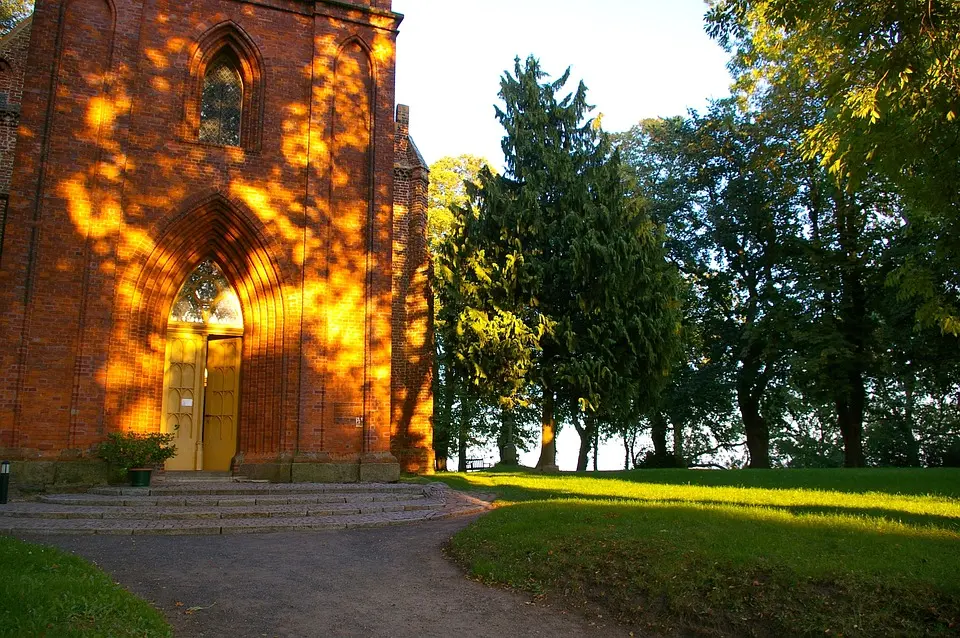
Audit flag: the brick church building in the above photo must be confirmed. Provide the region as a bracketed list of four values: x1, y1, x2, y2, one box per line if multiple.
[0, 0, 433, 485]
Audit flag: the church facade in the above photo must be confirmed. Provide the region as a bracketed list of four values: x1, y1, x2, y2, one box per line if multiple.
[0, 0, 433, 485]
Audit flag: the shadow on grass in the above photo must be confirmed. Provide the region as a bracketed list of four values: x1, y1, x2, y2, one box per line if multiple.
[449, 499, 960, 637]
[783, 504, 960, 531]
[602, 467, 960, 498]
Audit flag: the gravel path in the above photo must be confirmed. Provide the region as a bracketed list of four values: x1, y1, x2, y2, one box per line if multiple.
[23, 517, 623, 637]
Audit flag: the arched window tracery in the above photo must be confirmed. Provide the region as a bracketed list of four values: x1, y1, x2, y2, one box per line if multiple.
[198, 55, 243, 146]
[185, 22, 263, 150]
[169, 259, 243, 328]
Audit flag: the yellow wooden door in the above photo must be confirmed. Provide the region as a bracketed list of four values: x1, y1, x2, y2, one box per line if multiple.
[161, 333, 205, 470]
[202, 337, 241, 471]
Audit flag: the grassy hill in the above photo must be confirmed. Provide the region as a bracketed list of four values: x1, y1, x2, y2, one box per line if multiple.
[433, 468, 960, 637]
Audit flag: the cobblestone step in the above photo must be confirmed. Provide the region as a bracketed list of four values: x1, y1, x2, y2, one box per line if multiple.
[87, 482, 424, 497]
[0, 482, 491, 535]
[39, 492, 424, 507]
[0, 499, 440, 520]
[0, 510, 463, 535]
[160, 471, 235, 483]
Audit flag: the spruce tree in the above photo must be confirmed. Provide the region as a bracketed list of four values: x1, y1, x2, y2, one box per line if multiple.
[436, 56, 680, 471]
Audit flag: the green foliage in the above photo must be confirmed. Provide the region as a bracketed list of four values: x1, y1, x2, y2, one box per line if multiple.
[0, 0, 30, 34]
[776, 431, 845, 469]
[929, 440, 960, 468]
[619, 102, 801, 468]
[427, 154, 493, 252]
[0, 536, 172, 637]
[97, 431, 177, 470]
[436, 56, 681, 470]
[441, 469, 960, 636]
[859, 222, 960, 467]
[696, 2, 960, 469]
[429, 156, 497, 468]
[619, 31, 960, 469]
[634, 451, 687, 469]
[706, 0, 960, 188]
[428, 156, 538, 469]
[706, 0, 960, 333]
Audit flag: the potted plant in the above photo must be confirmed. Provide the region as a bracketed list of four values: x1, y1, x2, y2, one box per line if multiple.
[97, 432, 177, 487]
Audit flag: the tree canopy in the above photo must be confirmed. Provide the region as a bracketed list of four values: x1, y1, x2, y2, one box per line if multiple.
[436, 56, 681, 471]
[706, 0, 960, 332]
[0, 0, 31, 34]
[424, 9, 960, 472]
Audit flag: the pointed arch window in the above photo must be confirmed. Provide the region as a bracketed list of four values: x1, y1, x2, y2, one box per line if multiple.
[169, 260, 243, 328]
[198, 55, 243, 146]
[185, 23, 264, 150]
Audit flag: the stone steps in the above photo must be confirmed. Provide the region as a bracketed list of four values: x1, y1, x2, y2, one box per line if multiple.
[0, 482, 490, 535]
[89, 482, 425, 496]
[1, 499, 438, 520]
[39, 492, 424, 507]
[159, 470, 235, 483]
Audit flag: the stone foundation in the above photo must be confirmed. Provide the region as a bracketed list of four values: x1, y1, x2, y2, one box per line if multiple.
[4, 460, 111, 492]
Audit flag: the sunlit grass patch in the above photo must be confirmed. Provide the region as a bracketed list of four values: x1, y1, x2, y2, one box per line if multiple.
[438, 468, 960, 636]
[0, 536, 172, 638]
[441, 469, 960, 529]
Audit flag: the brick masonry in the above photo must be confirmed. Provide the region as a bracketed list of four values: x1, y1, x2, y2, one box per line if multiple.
[0, 0, 433, 480]
[392, 104, 434, 473]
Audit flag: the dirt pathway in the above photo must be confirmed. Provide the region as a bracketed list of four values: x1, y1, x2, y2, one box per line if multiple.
[25, 517, 623, 637]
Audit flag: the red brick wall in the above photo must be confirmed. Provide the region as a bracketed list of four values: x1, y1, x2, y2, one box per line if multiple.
[391, 105, 434, 473]
[0, 0, 433, 475]
[0, 17, 32, 252]
[0, 18, 30, 198]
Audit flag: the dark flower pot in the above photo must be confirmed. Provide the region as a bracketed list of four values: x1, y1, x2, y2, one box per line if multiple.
[128, 468, 152, 487]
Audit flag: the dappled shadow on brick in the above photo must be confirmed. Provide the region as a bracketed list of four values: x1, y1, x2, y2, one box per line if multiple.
[0, 0, 433, 481]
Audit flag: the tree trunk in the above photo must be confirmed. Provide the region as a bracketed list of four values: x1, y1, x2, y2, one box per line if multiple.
[737, 377, 770, 469]
[535, 390, 559, 472]
[737, 340, 771, 469]
[741, 399, 771, 469]
[592, 421, 599, 472]
[572, 399, 587, 471]
[836, 372, 865, 468]
[651, 412, 669, 458]
[433, 356, 452, 472]
[902, 376, 920, 467]
[672, 418, 684, 460]
[833, 187, 869, 468]
[622, 424, 637, 470]
[457, 394, 470, 472]
[576, 429, 590, 472]
[574, 413, 597, 472]
[834, 281, 867, 468]
[498, 408, 518, 465]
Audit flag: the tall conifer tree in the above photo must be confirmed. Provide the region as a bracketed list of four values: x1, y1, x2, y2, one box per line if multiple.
[436, 57, 680, 471]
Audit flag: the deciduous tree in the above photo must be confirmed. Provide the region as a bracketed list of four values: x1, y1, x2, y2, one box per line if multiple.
[0, 0, 31, 34]
[428, 156, 494, 471]
[621, 103, 800, 468]
[706, 0, 960, 333]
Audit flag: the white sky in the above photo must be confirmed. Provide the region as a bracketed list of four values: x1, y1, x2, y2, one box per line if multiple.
[391, 0, 734, 470]
[394, 0, 733, 168]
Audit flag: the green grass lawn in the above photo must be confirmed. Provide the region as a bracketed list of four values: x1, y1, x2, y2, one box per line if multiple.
[433, 468, 960, 637]
[0, 536, 172, 637]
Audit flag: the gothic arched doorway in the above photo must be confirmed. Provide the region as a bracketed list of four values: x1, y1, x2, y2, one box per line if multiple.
[161, 259, 243, 471]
